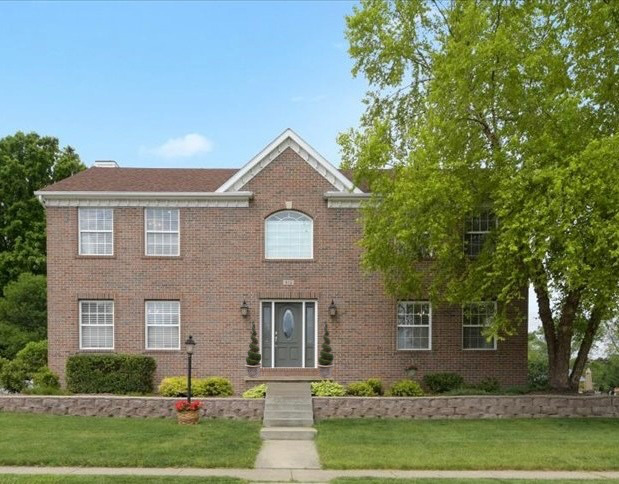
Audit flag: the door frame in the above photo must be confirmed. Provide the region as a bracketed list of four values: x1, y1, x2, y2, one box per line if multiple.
[259, 300, 318, 368]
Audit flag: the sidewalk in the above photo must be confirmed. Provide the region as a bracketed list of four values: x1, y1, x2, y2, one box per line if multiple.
[1, 466, 619, 482]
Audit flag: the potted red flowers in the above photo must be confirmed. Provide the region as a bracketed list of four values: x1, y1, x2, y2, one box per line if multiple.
[175, 400, 203, 425]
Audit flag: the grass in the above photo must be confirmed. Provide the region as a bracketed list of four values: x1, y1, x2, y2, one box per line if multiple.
[316, 418, 619, 470]
[332, 480, 619, 484]
[0, 412, 261, 468]
[0, 477, 244, 484]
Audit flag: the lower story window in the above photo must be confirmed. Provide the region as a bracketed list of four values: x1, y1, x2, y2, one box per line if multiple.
[397, 301, 431, 350]
[146, 301, 180, 350]
[80, 300, 114, 350]
[462, 302, 497, 350]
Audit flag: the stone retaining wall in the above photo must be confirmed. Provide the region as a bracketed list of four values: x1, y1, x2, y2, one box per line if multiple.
[313, 395, 618, 420]
[0, 395, 264, 420]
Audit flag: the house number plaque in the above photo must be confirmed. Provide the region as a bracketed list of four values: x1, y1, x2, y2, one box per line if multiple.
[283, 279, 294, 286]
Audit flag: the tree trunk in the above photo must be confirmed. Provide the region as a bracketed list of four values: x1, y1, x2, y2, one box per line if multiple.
[569, 305, 603, 389]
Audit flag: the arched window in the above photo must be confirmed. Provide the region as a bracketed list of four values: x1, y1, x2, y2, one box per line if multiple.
[265, 210, 313, 259]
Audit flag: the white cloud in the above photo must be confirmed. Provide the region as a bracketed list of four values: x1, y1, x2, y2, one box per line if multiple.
[149, 133, 213, 158]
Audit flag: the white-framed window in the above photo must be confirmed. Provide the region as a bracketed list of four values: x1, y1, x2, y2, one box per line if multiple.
[79, 300, 114, 350]
[265, 210, 313, 259]
[145, 208, 179, 256]
[397, 301, 431, 350]
[464, 211, 496, 257]
[145, 301, 180, 350]
[79, 208, 113, 255]
[462, 302, 497, 350]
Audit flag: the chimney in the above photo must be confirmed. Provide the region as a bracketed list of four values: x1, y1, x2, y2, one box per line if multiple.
[94, 160, 119, 168]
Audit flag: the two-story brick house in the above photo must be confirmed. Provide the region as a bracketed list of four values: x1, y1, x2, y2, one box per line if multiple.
[36, 129, 528, 392]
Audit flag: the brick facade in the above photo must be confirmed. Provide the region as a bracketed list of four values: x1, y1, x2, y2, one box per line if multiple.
[45, 141, 528, 394]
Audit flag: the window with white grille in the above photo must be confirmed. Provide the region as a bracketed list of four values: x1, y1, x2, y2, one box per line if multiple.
[463, 302, 497, 350]
[397, 301, 431, 350]
[145, 301, 180, 350]
[464, 211, 496, 257]
[145, 208, 179, 256]
[80, 300, 114, 350]
[79, 208, 113, 255]
[265, 211, 313, 259]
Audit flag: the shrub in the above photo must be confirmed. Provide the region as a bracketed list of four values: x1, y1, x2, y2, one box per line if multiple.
[159, 376, 234, 397]
[423, 372, 464, 393]
[528, 359, 549, 390]
[33, 366, 60, 389]
[66, 354, 156, 394]
[23, 386, 66, 395]
[346, 381, 378, 396]
[389, 379, 425, 396]
[15, 340, 47, 373]
[0, 359, 28, 393]
[477, 377, 501, 393]
[318, 323, 333, 366]
[0, 356, 8, 374]
[311, 380, 345, 396]
[366, 378, 384, 396]
[246, 323, 261, 366]
[243, 384, 267, 399]
[442, 387, 492, 396]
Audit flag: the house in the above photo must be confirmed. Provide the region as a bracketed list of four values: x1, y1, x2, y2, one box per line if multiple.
[36, 129, 528, 392]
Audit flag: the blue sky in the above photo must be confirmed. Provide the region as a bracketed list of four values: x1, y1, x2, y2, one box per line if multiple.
[0, 1, 366, 168]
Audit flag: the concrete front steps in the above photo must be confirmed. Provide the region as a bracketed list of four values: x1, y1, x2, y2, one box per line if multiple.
[260, 382, 316, 441]
[260, 426, 317, 440]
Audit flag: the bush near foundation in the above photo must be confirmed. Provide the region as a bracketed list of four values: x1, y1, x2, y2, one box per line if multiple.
[388, 379, 425, 396]
[0, 340, 50, 393]
[66, 354, 156, 394]
[422, 372, 464, 393]
[346, 381, 379, 396]
[158, 376, 234, 397]
[243, 384, 267, 399]
[311, 380, 346, 396]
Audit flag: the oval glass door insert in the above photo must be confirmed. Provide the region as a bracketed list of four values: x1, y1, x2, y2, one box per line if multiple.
[283, 309, 294, 339]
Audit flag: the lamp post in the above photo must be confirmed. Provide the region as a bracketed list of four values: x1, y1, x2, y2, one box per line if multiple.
[185, 335, 196, 404]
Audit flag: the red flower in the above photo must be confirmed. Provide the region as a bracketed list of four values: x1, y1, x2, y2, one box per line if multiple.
[175, 400, 203, 412]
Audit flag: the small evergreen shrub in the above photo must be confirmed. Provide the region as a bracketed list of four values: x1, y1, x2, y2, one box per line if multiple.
[243, 383, 267, 399]
[366, 378, 384, 395]
[33, 366, 60, 389]
[246, 323, 261, 366]
[389, 379, 425, 396]
[0, 359, 28, 393]
[66, 354, 156, 394]
[477, 377, 501, 393]
[159, 376, 234, 397]
[311, 380, 345, 396]
[423, 372, 464, 393]
[0, 356, 9, 374]
[318, 323, 333, 366]
[346, 381, 378, 396]
[15, 340, 47, 373]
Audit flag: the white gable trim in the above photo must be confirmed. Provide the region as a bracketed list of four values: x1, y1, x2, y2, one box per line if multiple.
[216, 129, 363, 194]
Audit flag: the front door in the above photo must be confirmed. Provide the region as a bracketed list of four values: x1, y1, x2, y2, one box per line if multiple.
[274, 302, 303, 367]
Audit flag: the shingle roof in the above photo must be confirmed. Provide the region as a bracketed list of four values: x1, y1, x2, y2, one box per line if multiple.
[39, 167, 240, 193]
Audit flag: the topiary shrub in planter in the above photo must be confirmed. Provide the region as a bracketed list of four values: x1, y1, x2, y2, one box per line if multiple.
[423, 372, 464, 393]
[389, 379, 425, 396]
[311, 380, 346, 396]
[318, 323, 334, 379]
[243, 383, 267, 399]
[66, 354, 156, 394]
[245, 322, 261, 378]
[346, 381, 378, 396]
[159, 376, 234, 397]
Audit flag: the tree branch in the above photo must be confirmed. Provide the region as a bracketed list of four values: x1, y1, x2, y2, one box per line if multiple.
[534, 280, 556, 367]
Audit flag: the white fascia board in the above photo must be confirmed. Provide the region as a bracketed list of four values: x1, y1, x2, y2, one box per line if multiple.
[215, 128, 363, 194]
[324, 191, 371, 209]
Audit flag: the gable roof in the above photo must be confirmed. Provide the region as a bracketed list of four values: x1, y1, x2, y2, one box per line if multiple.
[216, 128, 363, 193]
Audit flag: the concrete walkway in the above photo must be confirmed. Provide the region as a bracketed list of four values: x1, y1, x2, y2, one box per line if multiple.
[1, 466, 619, 481]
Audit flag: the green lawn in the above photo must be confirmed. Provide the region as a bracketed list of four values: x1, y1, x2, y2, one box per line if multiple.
[0, 477, 243, 484]
[316, 418, 619, 470]
[0, 413, 261, 468]
[332, 480, 619, 484]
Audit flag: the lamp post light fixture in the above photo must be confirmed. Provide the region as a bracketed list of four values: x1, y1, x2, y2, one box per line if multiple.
[329, 299, 337, 318]
[185, 335, 196, 403]
[240, 300, 249, 318]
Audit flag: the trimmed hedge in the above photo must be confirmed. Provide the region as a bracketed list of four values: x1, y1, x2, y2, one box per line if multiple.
[158, 376, 234, 397]
[66, 354, 156, 394]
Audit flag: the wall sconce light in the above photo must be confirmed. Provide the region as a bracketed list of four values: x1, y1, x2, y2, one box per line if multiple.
[329, 299, 337, 318]
[240, 300, 249, 318]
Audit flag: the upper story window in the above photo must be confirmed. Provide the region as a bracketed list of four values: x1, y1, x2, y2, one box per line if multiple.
[397, 301, 431, 350]
[265, 210, 313, 259]
[464, 211, 496, 257]
[145, 300, 180, 350]
[80, 300, 114, 350]
[145, 208, 179, 256]
[462, 302, 497, 350]
[79, 208, 113, 256]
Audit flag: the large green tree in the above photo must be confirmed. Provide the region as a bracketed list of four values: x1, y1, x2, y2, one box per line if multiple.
[0, 132, 84, 291]
[340, 0, 619, 391]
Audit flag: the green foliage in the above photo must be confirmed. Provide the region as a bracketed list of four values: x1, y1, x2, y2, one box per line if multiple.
[341, 0, 619, 391]
[422, 373, 464, 393]
[158, 376, 234, 397]
[0, 356, 8, 373]
[346, 381, 378, 397]
[589, 356, 619, 393]
[0, 339, 48, 392]
[0, 132, 84, 292]
[0, 273, 47, 359]
[242, 384, 267, 399]
[477, 378, 501, 393]
[388, 379, 424, 397]
[318, 323, 333, 366]
[311, 380, 346, 397]
[66, 354, 156, 394]
[0, 359, 28, 392]
[15, 340, 47, 373]
[246, 322, 261, 366]
[366, 377, 384, 395]
[32, 366, 60, 389]
[528, 359, 550, 391]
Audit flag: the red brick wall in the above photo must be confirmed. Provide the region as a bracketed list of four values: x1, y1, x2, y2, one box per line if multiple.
[46, 148, 528, 393]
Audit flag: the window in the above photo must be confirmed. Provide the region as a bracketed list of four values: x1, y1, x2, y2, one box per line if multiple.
[145, 208, 179, 256]
[464, 211, 496, 256]
[397, 301, 431, 350]
[80, 300, 114, 350]
[79, 208, 113, 255]
[462, 302, 497, 350]
[265, 211, 313, 259]
[145, 301, 180, 350]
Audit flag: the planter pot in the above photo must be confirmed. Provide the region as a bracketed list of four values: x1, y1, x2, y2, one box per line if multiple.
[177, 409, 200, 425]
[318, 364, 333, 379]
[246, 364, 260, 378]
